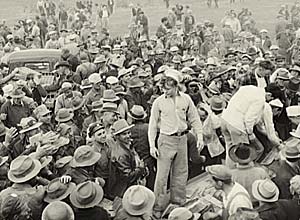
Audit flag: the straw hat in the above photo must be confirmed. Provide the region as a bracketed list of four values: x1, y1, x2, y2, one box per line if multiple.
[44, 178, 76, 203]
[10, 89, 25, 99]
[72, 96, 85, 111]
[122, 185, 155, 216]
[55, 108, 74, 123]
[209, 96, 226, 111]
[33, 104, 51, 118]
[269, 99, 283, 108]
[88, 73, 102, 84]
[8, 155, 42, 183]
[70, 181, 104, 208]
[112, 119, 134, 135]
[128, 76, 144, 88]
[0, 156, 8, 167]
[70, 145, 101, 168]
[228, 143, 257, 164]
[100, 102, 119, 113]
[42, 201, 74, 220]
[168, 207, 200, 220]
[286, 106, 300, 117]
[128, 105, 147, 120]
[102, 89, 120, 102]
[55, 156, 73, 169]
[282, 138, 300, 159]
[91, 100, 103, 112]
[94, 55, 107, 64]
[252, 179, 279, 202]
[18, 117, 42, 134]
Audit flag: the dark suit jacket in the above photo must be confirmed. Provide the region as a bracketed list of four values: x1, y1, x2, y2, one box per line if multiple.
[256, 202, 287, 220]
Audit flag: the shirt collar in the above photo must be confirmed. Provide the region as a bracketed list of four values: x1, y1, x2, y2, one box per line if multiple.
[11, 99, 24, 106]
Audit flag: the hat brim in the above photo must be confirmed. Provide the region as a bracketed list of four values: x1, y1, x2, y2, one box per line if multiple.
[252, 181, 279, 202]
[228, 145, 257, 164]
[113, 124, 134, 136]
[44, 182, 76, 203]
[128, 82, 144, 88]
[19, 122, 43, 134]
[102, 97, 120, 102]
[8, 159, 42, 183]
[70, 182, 104, 208]
[0, 156, 8, 167]
[55, 113, 74, 123]
[40, 156, 53, 168]
[290, 68, 300, 73]
[11, 93, 25, 99]
[290, 131, 300, 139]
[122, 187, 155, 216]
[73, 100, 85, 111]
[211, 102, 226, 111]
[70, 151, 101, 168]
[128, 112, 147, 120]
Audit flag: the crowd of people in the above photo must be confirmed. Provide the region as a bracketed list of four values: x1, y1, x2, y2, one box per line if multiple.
[0, 0, 300, 220]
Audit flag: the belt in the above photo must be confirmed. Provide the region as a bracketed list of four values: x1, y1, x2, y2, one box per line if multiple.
[169, 130, 189, 137]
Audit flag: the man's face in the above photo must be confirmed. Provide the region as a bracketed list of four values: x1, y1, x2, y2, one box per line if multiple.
[64, 90, 73, 98]
[108, 82, 119, 90]
[272, 107, 282, 117]
[116, 129, 132, 145]
[0, 67, 8, 76]
[13, 97, 22, 105]
[207, 65, 216, 73]
[275, 78, 287, 89]
[163, 82, 177, 97]
[40, 112, 52, 124]
[103, 111, 117, 125]
[93, 82, 102, 91]
[290, 115, 300, 126]
[94, 128, 106, 144]
[290, 70, 300, 79]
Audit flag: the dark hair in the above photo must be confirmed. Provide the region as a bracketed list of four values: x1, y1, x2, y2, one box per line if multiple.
[160, 76, 178, 88]
[161, 17, 168, 23]
[259, 60, 275, 72]
[88, 122, 104, 138]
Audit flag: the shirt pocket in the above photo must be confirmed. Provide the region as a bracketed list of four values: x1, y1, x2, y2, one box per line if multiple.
[176, 106, 187, 120]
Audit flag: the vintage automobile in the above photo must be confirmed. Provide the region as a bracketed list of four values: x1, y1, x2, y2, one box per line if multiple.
[7, 49, 62, 108]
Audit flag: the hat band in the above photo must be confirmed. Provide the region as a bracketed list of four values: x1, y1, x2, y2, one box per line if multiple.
[286, 151, 300, 158]
[130, 111, 145, 119]
[48, 186, 68, 199]
[101, 107, 117, 112]
[257, 183, 275, 200]
[12, 161, 36, 178]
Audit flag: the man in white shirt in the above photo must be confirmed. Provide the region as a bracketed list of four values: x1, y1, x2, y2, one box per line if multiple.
[203, 165, 252, 219]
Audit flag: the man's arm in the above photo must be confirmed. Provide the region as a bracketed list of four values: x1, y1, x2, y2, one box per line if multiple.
[148, 98, 160, 150]
[244, 97, 265, 135]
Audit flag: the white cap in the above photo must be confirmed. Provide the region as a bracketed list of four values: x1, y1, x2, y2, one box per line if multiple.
[270, 45, 279, 50]
[269, 99, 283, 108]
[260, 29, 268, 34]
[88, 73, 101, 84]
[106, 76, 119, 84]
[170, 46, 179, 52]
[287, 106, 300, 117]
[165, 68, 181, 83]
[2, 84, 13, 97]
[61, 82, 72, 89]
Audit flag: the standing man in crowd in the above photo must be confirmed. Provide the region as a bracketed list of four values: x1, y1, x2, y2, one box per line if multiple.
[148, 69, 204, 219]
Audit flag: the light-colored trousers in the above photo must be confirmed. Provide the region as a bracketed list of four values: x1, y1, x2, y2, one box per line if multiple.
[153, 134, 188, 212]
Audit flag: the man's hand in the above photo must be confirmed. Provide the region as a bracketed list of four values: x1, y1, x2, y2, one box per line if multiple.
[197, 138, 204, 153]
[202, 211, 219, 220]
[150, 147, 159, 159]
[60, 175, 72, 184]
[0, 113, 7, 121]
[4, 127, 18, 147]
[95, 177, 106, 187]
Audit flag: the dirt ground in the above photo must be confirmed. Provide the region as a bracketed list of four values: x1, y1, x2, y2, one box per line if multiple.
[0, 0, 297, 39]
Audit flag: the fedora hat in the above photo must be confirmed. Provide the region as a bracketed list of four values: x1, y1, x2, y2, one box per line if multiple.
[207, 82, 220, 95]
[276, 68, 290, 80]
[252, 179, 279, 202]
[91, 100, 103, 112]
[29, 152, 53, 168]
[284, 80, 300, 93]
[168, 207, 200, 220]
[229, 143, 257, 164]
[114, 85, 127, 95]
[55, 61, 70, 69]
[128, 105, 147, 120]
[94, 55, 107, 64]
[88, 122, 105, 138]
[10, 88, 25, 99]
[55, 156, 73, 169]
[112, 119, 134, 136]
[102, 89, 120, 102]
[209, 96, 226, 111]
[33, 104, 51, 118]
[44, 178, 76, 203]
[42, 201, 74, 220]
[55, 108, 74, 123]
[128, 76, 144, 88]
[70, 181, 104, 209]
[70, 145, 101, 168]
[269, 99, 283, 108]
[122, 185, 155, 216]
[18, 117, 42, 134]
[100, 102, 119, 113]
[290, 64, 300, 73]
[8, 155, 42, 183]
[72, 96, 85, 111]
[88, 73, 102, 84]
[282, 138, 300, 159]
